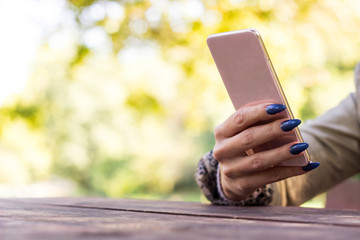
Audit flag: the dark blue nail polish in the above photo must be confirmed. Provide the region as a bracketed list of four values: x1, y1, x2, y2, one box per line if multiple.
[280, 119, 301, 132]
[302, 162, 320, 171]
[266, 104, 286, 115]
[290, 143, 309, 155]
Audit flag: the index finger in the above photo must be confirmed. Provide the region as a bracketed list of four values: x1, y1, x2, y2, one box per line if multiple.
[215, 101, 287, 139]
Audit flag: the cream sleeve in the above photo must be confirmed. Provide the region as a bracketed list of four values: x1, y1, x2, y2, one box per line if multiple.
[271, 93, 360, 206]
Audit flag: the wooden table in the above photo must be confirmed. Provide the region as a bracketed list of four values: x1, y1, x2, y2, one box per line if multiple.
[1, 198, 359, 239]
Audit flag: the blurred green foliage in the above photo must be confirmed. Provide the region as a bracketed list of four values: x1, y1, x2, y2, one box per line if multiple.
[1, 0, 360, 202]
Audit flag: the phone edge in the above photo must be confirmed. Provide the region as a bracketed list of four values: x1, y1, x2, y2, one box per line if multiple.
[253, 30, 311, 164]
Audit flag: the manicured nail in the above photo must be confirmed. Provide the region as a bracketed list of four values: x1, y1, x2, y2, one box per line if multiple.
[302, 162, 320, 171]
[266, 104, 286, 115]
[290, 143, 309, 155]
[280, 119, 301, 132]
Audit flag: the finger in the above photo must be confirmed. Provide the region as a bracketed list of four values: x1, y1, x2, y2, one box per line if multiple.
[236, 166, 307, 194]
[217, 118, 301, 158]
[215, 102, 286, 139]
[222, 142, 308, 178]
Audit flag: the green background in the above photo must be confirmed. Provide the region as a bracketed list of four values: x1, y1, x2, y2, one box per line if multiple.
[1, 0, 359, 207]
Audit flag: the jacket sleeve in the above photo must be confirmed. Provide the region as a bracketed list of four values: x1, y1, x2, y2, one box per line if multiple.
[271, 93, 360, 206]
[196, 93, 360, 206]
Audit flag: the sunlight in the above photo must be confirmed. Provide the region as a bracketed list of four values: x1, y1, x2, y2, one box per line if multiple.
[0, 0, 65, 106]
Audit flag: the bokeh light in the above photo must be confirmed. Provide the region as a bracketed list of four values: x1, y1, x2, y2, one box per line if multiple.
[0, 0, 360, 207]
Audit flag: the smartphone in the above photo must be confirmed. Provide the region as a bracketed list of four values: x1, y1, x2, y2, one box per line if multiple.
[207, 29, 309, 166]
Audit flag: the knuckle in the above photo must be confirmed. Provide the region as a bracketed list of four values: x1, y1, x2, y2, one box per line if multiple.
[233, 108, 246, 127]
[269, 119, 283, 137]
[240, 128, 254, 147]
[221, 164, 232, 177]
[213, 144, 225, 161]
[214, 125, 223, 139]
[268, 122, 276, 136]
[250, 156, 264, 171]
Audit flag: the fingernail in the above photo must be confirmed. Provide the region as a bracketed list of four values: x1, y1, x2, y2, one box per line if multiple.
[280, 119, 301, 132]
[290, 143, 309, 155]
[266, 104, 286, 115]
[302, 162, 320, 171]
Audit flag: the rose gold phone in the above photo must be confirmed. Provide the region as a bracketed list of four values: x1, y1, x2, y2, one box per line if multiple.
[207, 29, 309, 166]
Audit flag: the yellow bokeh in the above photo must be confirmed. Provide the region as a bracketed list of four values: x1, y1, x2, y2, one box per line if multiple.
[0, 0, 359, 207]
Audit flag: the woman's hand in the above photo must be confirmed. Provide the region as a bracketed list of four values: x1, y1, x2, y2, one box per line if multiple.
[213, 101, 318, 201]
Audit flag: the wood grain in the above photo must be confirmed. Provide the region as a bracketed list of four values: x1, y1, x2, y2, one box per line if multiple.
[1, 198, 360, 240]
[6, 197, 359, 227]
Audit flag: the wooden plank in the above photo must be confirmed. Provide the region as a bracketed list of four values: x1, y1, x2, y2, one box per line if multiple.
[1, 200, 360, 240]
[5, 197, 359, 227]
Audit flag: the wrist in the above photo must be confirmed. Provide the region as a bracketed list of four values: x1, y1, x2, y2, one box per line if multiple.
[216, 164, 274, 206]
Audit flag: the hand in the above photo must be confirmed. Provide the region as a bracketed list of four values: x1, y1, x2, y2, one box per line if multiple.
[213, 101, 318, 201]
